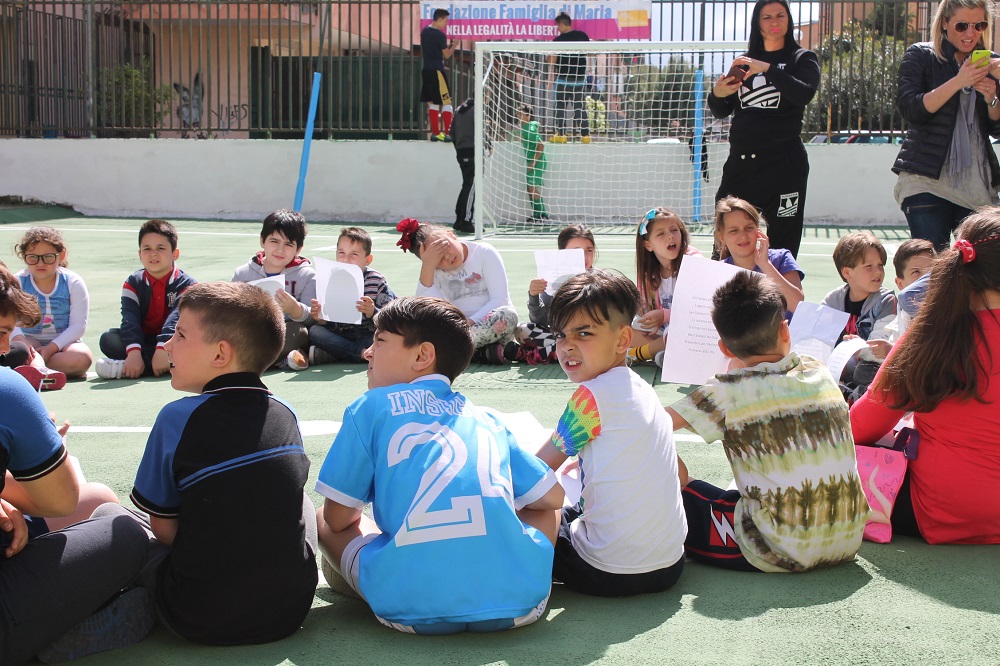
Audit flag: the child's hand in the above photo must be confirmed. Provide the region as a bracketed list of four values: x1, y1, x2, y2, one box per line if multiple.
[356, 296, 375, 318]
[0, 498, 27, 558]
[309, 298, 326, 324]
[275, 289, 303, 318]
[48, 412, 70, 439]
[754, 230, 770, 266]
[419, 238, 450, 268]
[867, 339, 892, 361]
[528, 278, 548, 297]
[123, 350, 145, 379]
[637, 310, 665, 331]
[39, 343, 58, 364]
[151, 349, 171, 377]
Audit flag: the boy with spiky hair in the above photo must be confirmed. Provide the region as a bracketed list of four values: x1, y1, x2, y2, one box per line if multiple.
[669, 271, 869, 573]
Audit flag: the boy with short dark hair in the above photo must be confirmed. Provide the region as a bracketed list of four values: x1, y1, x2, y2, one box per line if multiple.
[535, 270, 687, 597]
[307, 227, 396, 364]
[668, 271, 869, 573]
[888, 238, 936, 342]
[232, 209, 316, 370]
[315, 296, 563, 634]
[822, 231, 898, 345]
[119, 281, 318, 645]
[96, 219, 196, 380]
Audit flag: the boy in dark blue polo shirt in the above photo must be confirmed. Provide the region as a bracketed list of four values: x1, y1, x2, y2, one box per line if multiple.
[115, 281, 317, 645]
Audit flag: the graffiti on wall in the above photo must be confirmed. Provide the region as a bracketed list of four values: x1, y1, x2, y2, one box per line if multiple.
[173, 73, 204, 138]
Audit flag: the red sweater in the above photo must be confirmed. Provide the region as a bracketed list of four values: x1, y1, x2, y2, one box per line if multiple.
[850, 309, 1000, 545]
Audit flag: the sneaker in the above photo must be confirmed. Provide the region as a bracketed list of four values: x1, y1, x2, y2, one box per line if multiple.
[321, 556, 362, 600]
[471, 343, 506, 365]
[95, 358, 125, 380]
[430, 133, 446, 142]
[581, 135, 591, 144]
[308, 345, 336, 366]
[654, 351, 664, 368]
[444, 135, 453, 143]
[286, 350, 309, 371]
[453, 220, 475, 234]
[37, 587, 155, 663]
[15, 365, 67, 391]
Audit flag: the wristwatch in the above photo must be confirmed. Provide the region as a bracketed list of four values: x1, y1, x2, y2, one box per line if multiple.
[992, 96, 998, 108]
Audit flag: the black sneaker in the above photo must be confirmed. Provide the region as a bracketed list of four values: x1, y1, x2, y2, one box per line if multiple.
[37, 588, 155, 663]
[472, 343, 506, 365]
[453, 220, 475, 234]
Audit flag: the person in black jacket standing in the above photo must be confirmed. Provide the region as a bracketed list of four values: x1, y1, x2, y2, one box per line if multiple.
[709, 0, 819, 259]
[892, 0, 1000, 251]
[451, 98, 476, 234]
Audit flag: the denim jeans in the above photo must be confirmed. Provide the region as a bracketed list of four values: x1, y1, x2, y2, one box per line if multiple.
[308, 324, 373, 363]
[900, 192, 973, 252]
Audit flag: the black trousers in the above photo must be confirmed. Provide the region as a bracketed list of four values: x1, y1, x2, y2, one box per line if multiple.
[716, 139, 809, 258]
[455, 146, 475, 225]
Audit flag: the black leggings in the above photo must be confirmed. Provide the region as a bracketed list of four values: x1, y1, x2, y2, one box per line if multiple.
[890, 470, 923, 539]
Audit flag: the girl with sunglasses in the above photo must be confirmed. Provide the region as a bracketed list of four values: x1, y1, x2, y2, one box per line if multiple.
[893, 0, 1000, 251]
[9, 226, 92, 383]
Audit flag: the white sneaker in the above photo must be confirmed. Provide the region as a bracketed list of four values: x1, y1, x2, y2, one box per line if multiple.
[654, 351, 664, 368]
[95, 358, 125, 379]
[286, 350, 308, 371]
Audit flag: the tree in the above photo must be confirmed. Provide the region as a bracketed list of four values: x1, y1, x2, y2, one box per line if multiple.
[864, 0, 917, 42]
[806, 21, 908, 134]
[625, 57, 698, 133]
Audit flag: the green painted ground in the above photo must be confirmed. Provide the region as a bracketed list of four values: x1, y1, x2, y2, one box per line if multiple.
[1, 208, 996, 666]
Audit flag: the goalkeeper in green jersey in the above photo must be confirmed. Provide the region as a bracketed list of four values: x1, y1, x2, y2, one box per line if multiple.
[519, 104, 549, 223]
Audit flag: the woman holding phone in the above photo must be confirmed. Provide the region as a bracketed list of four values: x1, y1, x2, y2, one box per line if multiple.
[892, 0, 1000, 251]
[708, 0, 820, 259]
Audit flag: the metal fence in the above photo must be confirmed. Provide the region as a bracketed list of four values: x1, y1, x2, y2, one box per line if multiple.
[0, 0, 956, 139]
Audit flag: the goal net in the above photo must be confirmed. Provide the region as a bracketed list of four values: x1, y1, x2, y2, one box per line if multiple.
[474, 41, 744, 236]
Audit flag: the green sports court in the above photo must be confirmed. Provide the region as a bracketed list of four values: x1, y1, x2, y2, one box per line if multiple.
[0, 205, 995, 666]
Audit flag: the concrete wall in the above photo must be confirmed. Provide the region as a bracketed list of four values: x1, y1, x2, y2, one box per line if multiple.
[0, 139, 918, 224]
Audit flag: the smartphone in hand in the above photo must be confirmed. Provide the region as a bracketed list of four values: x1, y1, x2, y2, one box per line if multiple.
[727, 64, 749, 82]
[972, 49, 991, 67]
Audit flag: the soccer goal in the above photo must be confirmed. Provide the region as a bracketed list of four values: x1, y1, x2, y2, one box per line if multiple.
[474, 40, 744, 236]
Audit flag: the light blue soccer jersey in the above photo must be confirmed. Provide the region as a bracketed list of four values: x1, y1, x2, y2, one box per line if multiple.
[316, 375, 556, 626]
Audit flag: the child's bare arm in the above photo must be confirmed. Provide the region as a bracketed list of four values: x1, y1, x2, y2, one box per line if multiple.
[525, 479, 565, 511]
[150, 515, 179, 546]
[677, 454, 689, 487]
[322, 498, 364, 533]
[535, 436, 568, 471]
[666, 407, 690, 431]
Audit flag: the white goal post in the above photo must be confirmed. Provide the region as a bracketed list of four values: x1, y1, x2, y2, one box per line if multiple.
[473, 40, 745, 237]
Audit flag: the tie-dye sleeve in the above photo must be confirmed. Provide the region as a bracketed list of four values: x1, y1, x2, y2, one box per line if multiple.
[551, 385, 602, 456]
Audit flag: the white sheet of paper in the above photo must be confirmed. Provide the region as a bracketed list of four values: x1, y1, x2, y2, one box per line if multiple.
[825, 336, 869, 383]
[534, 248, 586, 296]
[248, 275, 285, 298]
[313, 256, 364, 325]
[661, 256, 745, 385]
[788, 302, 850, 364]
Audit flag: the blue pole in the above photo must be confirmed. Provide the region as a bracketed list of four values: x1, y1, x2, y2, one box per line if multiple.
[693, 69, 705, 223]
[293, 71, 322, 212]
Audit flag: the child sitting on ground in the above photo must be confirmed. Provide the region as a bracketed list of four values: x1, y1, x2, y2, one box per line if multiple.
[96, 219, 197, 380]
[110, 281, 318, 645]
[504, 224, 597, 365]
[668, 271, 869, 573]
[315, 296, 563, 634]
[536, 270, 687, 597]
[715, 196, 804, 317]
[822, 232, 898, 402]
[886, 238, 935, 342]
[7, 226, 92, 390]
[232, 209, 316, 370]
[395, 219, 518, 364]
[307, 226, 396, 364]
[630, 207, 702, 366]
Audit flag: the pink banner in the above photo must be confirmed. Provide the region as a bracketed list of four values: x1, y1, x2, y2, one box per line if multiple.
[420, 1, 652, 42]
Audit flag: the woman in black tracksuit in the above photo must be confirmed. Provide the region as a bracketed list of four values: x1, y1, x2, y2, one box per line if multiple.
[709, 0, 819, 259]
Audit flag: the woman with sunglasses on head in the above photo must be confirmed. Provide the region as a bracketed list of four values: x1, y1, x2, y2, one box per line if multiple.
[893, 0, 1000, 251]
[709, 0, 819, 259]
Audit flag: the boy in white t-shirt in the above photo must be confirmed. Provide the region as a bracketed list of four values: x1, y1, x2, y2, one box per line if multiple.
[535, 270, 687, 596]
[315, 296, 564, 633]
